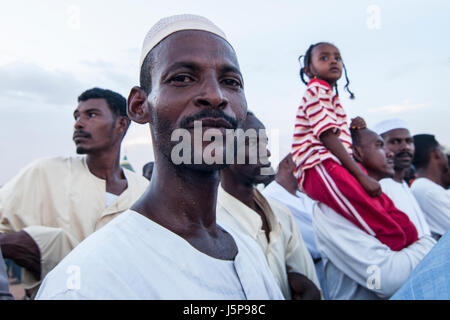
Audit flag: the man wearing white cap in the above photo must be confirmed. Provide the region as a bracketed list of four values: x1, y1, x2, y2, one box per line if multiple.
[373, 118, 432, 239]
[36, 14, 284, 300]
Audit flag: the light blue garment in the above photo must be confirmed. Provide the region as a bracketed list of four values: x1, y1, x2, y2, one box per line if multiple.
[391, 230, 450, 300]
[0, 248, 13, 300]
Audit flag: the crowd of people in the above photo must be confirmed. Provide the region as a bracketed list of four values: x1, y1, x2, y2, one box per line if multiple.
[1, 14, 449, 300]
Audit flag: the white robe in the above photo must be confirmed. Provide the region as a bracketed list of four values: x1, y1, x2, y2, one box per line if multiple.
[411, 178, 450, 237]
[36, 210, 284, 300]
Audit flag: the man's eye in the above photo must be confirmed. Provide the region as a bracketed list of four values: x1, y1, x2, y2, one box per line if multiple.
[171, 75, 193, 83]
[336, 56, 342, 61]
[89, 113, 97, 118]
[223, 78, 242, 88]
[320, 56, 328, 61]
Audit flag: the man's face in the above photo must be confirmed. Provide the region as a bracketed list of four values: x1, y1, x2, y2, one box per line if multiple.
[382, 128, 415, 171]
[73, 98, 119, 154]
[229, 115, 272, 185]
[146, 30, 247, 171]
[356, 129, 395, 180]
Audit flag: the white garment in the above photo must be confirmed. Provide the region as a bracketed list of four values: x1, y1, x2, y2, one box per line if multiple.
[262, 182, 320, 259]
[36, 210, 284, 300]
[312, 202, 436, 300]
[217, 186, 319, 299]
[411, 178, 450, 237]
[105, 192, 119, 208]
[379, 178, 431, 237]
[262, 181, 329, 299]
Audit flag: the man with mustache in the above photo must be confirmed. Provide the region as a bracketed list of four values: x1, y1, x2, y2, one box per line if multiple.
[373, 118, 432, 238]
[36, 14, 283, 299]
[217, 112, 321, 300]
[0, 88, 148, 297]
[410, 134, 450, 239]
[311, 122, 435, 299]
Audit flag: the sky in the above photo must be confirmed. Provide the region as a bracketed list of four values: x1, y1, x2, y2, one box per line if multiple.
[0, 0, 449, 185]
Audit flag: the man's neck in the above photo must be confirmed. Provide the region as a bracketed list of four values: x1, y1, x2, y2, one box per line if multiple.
[85, 149, 123, 182]
[417, 166, 444, 187]
[132, 160, 221, 237]
[220, 169, 255, 209]
[393, 169, 406, 183]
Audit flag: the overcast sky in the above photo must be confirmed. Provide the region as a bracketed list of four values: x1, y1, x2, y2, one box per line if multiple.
[0, 0, 449, 184]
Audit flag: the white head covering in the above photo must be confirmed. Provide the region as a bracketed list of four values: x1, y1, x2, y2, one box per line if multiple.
[373, 118, 409, 135]
[139, 14, 228, 70]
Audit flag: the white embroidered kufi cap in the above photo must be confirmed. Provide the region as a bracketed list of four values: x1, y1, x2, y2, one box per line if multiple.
[373, 118, 409, 135]
[139, 14, 228, 70]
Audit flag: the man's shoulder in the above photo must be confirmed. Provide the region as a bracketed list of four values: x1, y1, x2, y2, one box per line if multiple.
[24, 156, 84, 172]
[122, 168, 149, 189]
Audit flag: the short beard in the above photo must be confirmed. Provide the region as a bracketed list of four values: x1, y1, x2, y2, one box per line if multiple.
[76, 146, 89, 154]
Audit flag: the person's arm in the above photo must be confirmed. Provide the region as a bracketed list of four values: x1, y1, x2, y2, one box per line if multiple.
[320, 129, 382, 197]
[288, 272, 321, 300]
[0, 231, 41, 280]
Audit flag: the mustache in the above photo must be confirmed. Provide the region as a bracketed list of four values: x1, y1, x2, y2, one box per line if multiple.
[395, 151, 413, 158]
[179, 109, 238, 129]
[73, 130, 92, 139]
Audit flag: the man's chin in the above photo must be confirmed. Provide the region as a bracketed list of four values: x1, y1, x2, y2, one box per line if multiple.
[177, 162, 229, 172]
[76, 147, 89, 154]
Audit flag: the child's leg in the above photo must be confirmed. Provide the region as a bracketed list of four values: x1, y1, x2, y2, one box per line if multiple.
[303, 159, 415, 251]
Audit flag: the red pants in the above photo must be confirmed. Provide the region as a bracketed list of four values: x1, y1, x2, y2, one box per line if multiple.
[303, 159, 418, 251]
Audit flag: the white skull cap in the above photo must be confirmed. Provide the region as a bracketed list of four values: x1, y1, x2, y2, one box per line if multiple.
[373, 118, 409, 135]
[139, 14, 229, 70]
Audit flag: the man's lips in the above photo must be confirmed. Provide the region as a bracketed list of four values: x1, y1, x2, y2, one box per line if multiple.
[73, 132, 91, 141]
[185, 118, 234, 130]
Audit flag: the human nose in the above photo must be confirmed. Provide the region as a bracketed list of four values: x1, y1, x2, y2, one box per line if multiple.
[385, 147, 394, 159]
[74, 116, 84, 130]
[194, 77, 229, 109]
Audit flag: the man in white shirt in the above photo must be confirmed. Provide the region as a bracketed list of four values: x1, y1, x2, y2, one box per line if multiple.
[262, 153, 328, 298]
[217, 112, 320, 300]
[373, 118, 431, 237]
[0, 88, 149, 296]
[411, 134, 450, 239]
[312, 125, 435, 299]
[36, 14, 283, 300]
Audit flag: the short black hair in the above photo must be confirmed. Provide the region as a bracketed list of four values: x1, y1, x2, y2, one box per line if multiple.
[78, 87, 128, 119]
[140, 52, 155, 94]
[413, 134, 439, 169]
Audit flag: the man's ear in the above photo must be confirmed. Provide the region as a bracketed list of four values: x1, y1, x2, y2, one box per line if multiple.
[353, 146, 364, 163]
[303, 66, 312, 78]
[127, 86, 151, 125]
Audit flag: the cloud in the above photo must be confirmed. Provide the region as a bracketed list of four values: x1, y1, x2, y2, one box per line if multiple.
[0, 62, 84, 106]
[368, 100, 427, 114]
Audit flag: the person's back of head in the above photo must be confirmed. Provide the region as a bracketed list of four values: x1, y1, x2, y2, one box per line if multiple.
[142, 161, 154, 181]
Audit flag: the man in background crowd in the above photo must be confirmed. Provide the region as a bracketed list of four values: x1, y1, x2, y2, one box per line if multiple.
[411, 134, 450, 239]
[0, 88, 148, 297]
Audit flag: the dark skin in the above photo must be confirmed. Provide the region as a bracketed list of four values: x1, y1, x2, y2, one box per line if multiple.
[415, 144, 448, 188]
[381, 128, 415, 183]
[0, 98, 129, 280]
[352, 128, 396, 181]
[127, 30, 247, 260]
[221, 114, 320, 300]
[304, 44, 381, 197]
[274, 154, 298, 196]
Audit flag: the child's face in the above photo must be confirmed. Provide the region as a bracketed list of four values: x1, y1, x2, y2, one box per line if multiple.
[307, 43, 343, 85]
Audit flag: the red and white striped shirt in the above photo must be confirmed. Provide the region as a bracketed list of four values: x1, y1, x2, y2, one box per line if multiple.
[292, 78, 353, 189]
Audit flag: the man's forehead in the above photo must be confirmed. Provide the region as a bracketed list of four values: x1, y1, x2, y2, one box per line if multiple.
[383, 128, 412, 140]
[360, 129, 380, 144]
[75, 98, 108, 112]
[152, 30, 239, 69]
[313, 43, 340, 55]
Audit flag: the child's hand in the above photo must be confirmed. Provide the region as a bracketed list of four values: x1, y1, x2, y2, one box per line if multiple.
[358, 174, 382, 197]
[350, 117, 367, 130]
